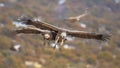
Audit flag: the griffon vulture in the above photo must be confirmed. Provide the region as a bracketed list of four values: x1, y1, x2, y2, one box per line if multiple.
[64, 8, 89, 23]
[16, 17, 111, 49]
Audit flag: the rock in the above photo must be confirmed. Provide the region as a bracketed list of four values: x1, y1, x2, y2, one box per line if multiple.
[79, 23, 87, 28]
[10, 44, 21, 52]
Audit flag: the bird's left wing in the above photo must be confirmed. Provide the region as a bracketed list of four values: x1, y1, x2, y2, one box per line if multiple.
[67, 30, 111, 41]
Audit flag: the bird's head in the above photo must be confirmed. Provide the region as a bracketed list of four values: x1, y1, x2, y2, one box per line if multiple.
[61, 32, 67, 38]
[44, 33, 51, 39]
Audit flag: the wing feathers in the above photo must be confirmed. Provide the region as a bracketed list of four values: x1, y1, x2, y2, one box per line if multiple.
[67, 31, 111, 41]
[98, 33, 111, 41]
[15, 27, 50, 34]
[19, 18, 60, 32]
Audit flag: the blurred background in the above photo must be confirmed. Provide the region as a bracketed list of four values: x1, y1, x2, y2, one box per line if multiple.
[0, 0, 120, 68]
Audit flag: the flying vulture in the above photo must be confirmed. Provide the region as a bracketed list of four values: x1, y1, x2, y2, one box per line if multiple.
[15, 17, 111, 49]
[64, 8, 89, 23]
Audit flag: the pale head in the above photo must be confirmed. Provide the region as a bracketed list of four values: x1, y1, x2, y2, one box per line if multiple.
[61, 32, 67, 38]
[44, 33, 51, 39]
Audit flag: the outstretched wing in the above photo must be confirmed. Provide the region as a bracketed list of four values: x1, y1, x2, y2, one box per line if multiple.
[67, 31, 111, 41]
[17, 17, 65, 32]
[15, 27, 50, 34]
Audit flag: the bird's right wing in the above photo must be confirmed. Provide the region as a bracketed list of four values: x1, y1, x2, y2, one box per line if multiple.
[17, 17, 68, 32]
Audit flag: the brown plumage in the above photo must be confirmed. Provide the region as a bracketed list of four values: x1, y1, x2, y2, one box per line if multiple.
[67, 31, 111, 41]
[14, 27, 56, 40]
[64, 13, 87, 23]
[14, 27, 58, 46]
[16, 17, 111, 49]
[64, 9, 88, 23]
[18, 17, 111, 41]
[15, 27, 50, 35]
[14, 27, 66, 49]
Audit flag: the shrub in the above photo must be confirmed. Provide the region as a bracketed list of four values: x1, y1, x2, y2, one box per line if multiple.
[97, 51, 113, 62]
[0, 35, 12, 50]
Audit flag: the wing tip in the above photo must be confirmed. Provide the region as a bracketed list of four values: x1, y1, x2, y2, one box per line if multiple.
[100, 33, 111, 41]
[17, 16, 33, 24]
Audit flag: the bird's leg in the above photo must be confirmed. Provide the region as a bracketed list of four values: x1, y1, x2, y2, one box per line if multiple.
[53, 36, 60, 49]
[59, 38, 64, 50]
[59, 38, 66, 50]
